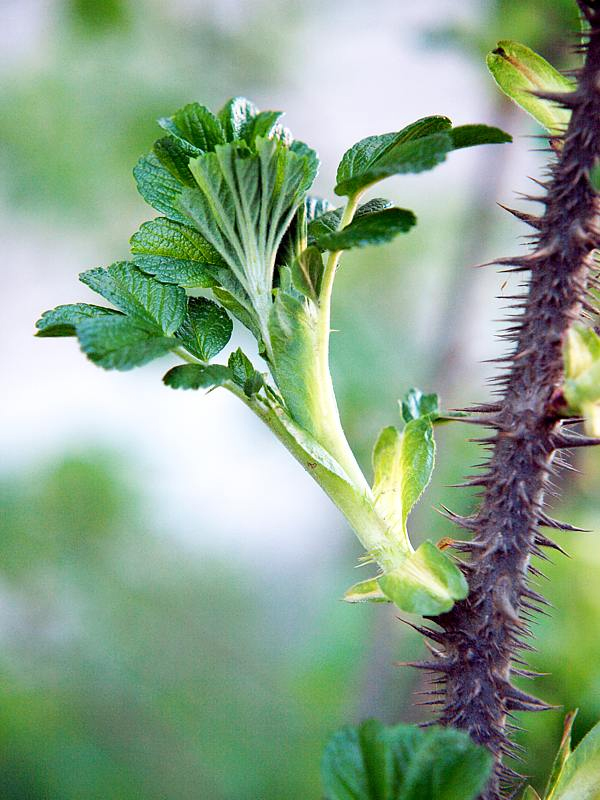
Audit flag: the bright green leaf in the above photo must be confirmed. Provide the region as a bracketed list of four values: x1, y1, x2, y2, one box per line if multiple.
[158, 101, 225, 153]
[133, 152, 190, 225]
[400, 417, 435, 528]
[372, 426, 406, 542]
[344, 577, 390, 604]
[377, 541, 468, 616]
[130, 217, 224, 288]
[313, 207, 416, 252]
[79, 262, 187, 335]
[35, 303, 120, 337]
[321, 720, 492, 800]
[486, 40, 574, 134]
[291, 246, 324, 301]
[163, 363, 232, 390]
[176, 297, 232, 361]
[401, 388, 440, 423]
[77, 316, 176, 370]
[550, 718, 600, 800]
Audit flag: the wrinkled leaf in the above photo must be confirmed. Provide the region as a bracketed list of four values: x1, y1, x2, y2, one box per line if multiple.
[80, 262, 187, 335]
[158, 101, 225, 153]
[322, 719, 492, 800]
[486, 40, 574, 134]
[313, 207, 416, 252]
[77, 316, 176, 370]
[218, 96, 259, 142]
[36, 303, 120, 337]
[153, 136, 196, 186]
[401, 388, 440, 423]
[228, 348, 263, 396]
[130, 217, 224, 288]
[133, 152, 190, 225]
[308, 198, 392, 246]
[163, 363, 232, 390]
[176, 297, 232, 361]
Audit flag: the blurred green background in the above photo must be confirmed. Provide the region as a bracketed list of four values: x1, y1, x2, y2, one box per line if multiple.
[1, 0, 599, 797]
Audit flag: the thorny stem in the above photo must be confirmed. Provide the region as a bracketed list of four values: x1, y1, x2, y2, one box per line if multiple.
[418, 8, 600, 800]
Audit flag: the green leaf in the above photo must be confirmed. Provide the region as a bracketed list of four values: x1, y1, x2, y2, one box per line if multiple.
[546, 711, 578, 799]
[35, 303, 120, 337]
[372, 426, 406, 542]
[400, 417, 435, 528]
[153, 136, 196, 187]
[77, 316, 176, 370]
[79, 262, 187, 335]
[335, 116, 510, 197]
[550, 718, 600, 800]
[240, 110, 284, 146]
[291, 246, 324, 302]
[133, 152, 190, 225]
[218, 97, 259, 142]
[212, 287, 263, 343]
[486, 41, 574, 134]
[377, 541, 468, 616]
[449, 124, 512, 149]
[308, 197, 391, 246]
[163, 363, 232, 390]
[306, 195, 335, 222]
[522, 789, 542, 800]
[343, 577, 390, 604]
[313, 208, 416, 252]
[321, 720, 492, 800]
[130, 217, 224, 288]
[401, 388, 440, 423]
[176, 297, 232, 361]
[228, 348, 264, 396]
[158, 102, 225, 153]
[336, 116, 451, 195]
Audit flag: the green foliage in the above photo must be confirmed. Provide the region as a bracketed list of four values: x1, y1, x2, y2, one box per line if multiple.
[486, 40, 574, 134]
[563, 325, 600, 435]
[37, 95, 510, 616]
[321, 719, 493, 800]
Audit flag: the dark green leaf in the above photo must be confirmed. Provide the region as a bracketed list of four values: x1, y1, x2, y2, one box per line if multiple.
[77, 316, 176, 370]
[321, 720, 492, 800]
[336, 116, 451, 193]
[153, 136, 196, 186]
[308, 198, 391, 248]
[291, 246, 324, 301]
[240, 110, 284, 146]
[130, 217, 223, 288]
[133, 152, 190, 225]
[35, 303, 120, 337]
[228, 348, 263, 396]
[313, 208, 416, 251]
[449, 124, 512, 149]
[158, 102, 225, 153]
[79, 262, 187, 335]
[401, 388, 440, 422]
[163, 363, 232, 390]
[176, 297, 232, 361]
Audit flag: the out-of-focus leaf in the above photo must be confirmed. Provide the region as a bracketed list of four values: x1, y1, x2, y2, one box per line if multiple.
[486, 40, 574, 134]
[400, 388, 440, 423]
[176, 298, 232, 361]
[549, 718, 600, 800]
[343, 578, 390, 604]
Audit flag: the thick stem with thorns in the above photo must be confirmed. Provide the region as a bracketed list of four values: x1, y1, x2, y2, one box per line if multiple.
[414, 7, 600, 800]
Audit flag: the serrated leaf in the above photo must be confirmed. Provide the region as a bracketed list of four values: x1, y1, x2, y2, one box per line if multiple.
[153, 136, 196, 186]
[336, 116, 452, 194]
[163, 363, 232, 390]
[35, 303, 120, 337]
[550, 718, 600, 800]
[228, 348, 263, 396]
[77, 316, 176, 370]
[400, 417, 435, 527]
[377, 541, 468, 616]
[176, 297, 232, 361]
[308, 197, 392, 246]
[401, 388, 440, 423]
[158, 101, 225, 153]
[546, 711, 578, 800]
[343, 578, 390, 604]
[133, 152, 190, 225]
[291, 246, 324, 301]
[130, 217, 224, 288]
[313, 208, 416, 252]
[486, 41, 574, 134]
[321, 720, 492, 800]
[240, 110, 284, 146]
[80, 262, 187, 335]
[218, 97, 259, 142]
